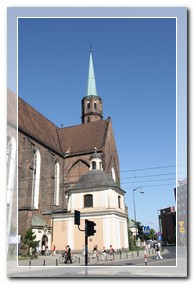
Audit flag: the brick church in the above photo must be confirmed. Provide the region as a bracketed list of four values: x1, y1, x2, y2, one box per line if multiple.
[16, 50, 129, 252]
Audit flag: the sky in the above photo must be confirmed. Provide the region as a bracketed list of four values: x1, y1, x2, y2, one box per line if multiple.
[12, 16, 186, 232]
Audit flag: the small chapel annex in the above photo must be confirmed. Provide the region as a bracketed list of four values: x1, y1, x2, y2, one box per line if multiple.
[17, 49, 129, 252]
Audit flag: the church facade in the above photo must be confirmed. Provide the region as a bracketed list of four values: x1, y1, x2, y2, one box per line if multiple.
[17, 50, 129, 252]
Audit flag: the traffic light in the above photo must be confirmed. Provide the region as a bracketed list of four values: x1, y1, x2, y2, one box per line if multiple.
[138, 225, 143, 239]
[74, 210, 80, 225]
[85, 220, 96, 236]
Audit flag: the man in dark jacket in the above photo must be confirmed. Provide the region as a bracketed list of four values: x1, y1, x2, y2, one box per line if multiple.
[64, 245, 72, 264]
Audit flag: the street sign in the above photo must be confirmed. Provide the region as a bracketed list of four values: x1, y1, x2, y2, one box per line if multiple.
[143, 226, 150, 234]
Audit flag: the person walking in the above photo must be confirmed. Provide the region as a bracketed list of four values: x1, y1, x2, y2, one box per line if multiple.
[155, 241, 163, 260]
[109, 245, 115, 261]
[52, 244, 56, 256]
[93, 245, 99, 261]
[102, 246, 107, 261]
[64, 245, 72, 264]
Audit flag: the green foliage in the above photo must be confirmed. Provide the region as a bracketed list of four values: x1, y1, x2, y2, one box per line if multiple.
[21, 228, 39, 254]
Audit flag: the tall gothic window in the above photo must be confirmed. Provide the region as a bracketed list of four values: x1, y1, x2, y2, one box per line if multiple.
[84, 194, 93, 208]
[7, 136, 16, 205]
[54, 161, 60, 206]
[31, 148, 41, 209]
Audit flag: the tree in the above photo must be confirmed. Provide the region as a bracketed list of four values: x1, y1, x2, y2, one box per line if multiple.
[20, 227, 39, 255]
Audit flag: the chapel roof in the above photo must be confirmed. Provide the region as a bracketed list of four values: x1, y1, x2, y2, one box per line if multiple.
[71, 170, 117, 189]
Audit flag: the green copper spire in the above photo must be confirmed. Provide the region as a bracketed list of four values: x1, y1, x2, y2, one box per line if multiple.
[86, 49, 98, 97]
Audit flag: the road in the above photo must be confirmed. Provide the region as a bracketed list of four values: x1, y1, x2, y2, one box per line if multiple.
[7, 246, 187, 278]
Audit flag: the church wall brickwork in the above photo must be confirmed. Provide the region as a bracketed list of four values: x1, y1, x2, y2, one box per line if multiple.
[18, 132, 64, 236]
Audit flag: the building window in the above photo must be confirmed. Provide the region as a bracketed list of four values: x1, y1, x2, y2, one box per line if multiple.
[92, 161, 96, 170]
[118, 195, 121, 208]
[84, 194, 93, 208]
[111, 167, 116, 182]
[87, 117, 90, 123]
[54, 161, 60, 206]
[94, 101, 97, 109]
[31, 147, 41, 209]
[87, 101, 90, 109]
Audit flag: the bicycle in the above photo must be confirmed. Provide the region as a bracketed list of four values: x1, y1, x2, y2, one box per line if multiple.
[30, 250, 38, 259]
[59, 252, 77, 264]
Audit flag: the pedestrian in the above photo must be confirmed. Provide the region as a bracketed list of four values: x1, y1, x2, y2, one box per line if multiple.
[29, 247, 33, 257]
[102, 246, 107, 261]
[109, 245, 115, 261]
[52, 244, 56, 256]
[64, 245, 72, 264]
[93, 245, 98, 261]
[41, 244, 45, 255]
[155, 241, 163, 260]
[82, 245, 85, 256]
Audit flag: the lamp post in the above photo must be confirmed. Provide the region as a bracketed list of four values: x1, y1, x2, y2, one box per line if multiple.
[133, 187, 144, 254]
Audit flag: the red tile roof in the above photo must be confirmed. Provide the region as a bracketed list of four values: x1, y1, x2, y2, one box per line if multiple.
[18, 97, 62, 154]
[57, 120, 109, 155]
[18, 96, 110, 156]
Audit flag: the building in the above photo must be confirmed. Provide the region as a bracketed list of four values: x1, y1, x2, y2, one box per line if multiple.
[175, 179, 187, 246]
[17, 50, 129, 252]
[52, 152, 128, 251]
[158, 206, 176, 245]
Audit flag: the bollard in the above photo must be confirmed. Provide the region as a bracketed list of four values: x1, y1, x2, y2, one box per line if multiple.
[29, 260, 31, 267]
[56, 259, 58, 266]
[126, 253, 128, 259]
[78, 257, 80, 264]
[144, 251, 148, 266]
[132, 252, 134, 258]
[43, 259, 45, 266]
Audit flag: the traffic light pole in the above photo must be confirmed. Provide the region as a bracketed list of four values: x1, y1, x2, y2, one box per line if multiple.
[85, 229, 88, 266]
[74, 211, 96, 268]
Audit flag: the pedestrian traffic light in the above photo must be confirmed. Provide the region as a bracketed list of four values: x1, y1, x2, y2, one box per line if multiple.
[74, 210, 80, 225]
[85, 220, 96, 236]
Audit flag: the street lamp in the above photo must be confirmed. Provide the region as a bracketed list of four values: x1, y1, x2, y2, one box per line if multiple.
[133, 187, 144, 254]
[133, 186, 144, 256]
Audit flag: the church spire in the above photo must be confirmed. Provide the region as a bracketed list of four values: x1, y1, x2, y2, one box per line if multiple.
[86, 48, 98, 97]
[81, 48, 103, 124]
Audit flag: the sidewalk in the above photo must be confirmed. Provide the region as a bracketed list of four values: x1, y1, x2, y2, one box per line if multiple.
[16, 248, 157, 267]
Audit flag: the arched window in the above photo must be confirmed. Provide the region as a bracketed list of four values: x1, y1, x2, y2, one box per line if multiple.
[7, 136, 16, 205]
[84, 194, 93, 208]
[87, 117, 90, 123]
[31, 147, 41, 209]
[87, 101, 90, 109]
[54, 161, 60, 206]
[94, 101, 97, 109]
[111, 167, 116, 182]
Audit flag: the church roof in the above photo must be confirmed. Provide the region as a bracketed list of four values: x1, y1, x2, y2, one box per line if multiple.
[18, 97, 63, 154]
[18, 95, 111, 156]
[57, 119, 110, 155]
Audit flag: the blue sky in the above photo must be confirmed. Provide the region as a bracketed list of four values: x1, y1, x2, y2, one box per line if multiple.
[16, 17, 182, 231]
